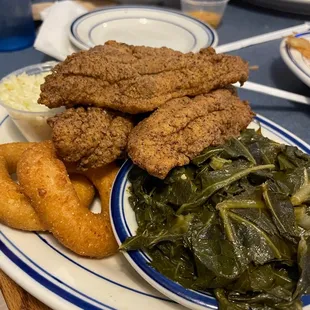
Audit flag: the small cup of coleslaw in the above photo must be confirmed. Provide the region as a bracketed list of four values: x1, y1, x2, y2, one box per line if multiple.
[0, 61, 64, 142]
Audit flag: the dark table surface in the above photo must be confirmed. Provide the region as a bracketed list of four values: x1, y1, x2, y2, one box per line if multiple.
[1, 0, 310, 143]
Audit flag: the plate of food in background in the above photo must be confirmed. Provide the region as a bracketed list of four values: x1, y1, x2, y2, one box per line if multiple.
[280, 32, 310, 88]
[0, 40, 310, 310]
[69, 6, 218, 53]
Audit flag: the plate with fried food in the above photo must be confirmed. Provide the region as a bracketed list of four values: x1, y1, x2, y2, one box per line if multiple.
[280, 32, 310, 88]
[1, 41, 310, 310]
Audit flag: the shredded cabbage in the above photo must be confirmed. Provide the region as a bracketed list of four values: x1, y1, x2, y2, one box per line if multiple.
[0, 72, 50, 112]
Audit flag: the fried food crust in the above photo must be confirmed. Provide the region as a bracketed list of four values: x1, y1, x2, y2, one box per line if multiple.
[128, 88, 255, 179]
[39, 41, 249, 114]
[70, 174, 95, 209]
[48, 107, 134, 170]
[17, 141, 118, 258]
[0, 142, 95, 231]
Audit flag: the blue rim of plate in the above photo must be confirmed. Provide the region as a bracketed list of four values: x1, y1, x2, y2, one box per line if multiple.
[285, 31, 310, 80]
[70, 6, 218, 51]
[87, 16, 198, 51]
[111, 114, 310, 309]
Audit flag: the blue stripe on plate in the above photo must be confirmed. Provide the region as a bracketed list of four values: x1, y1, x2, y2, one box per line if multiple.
[286, 31, 310, 80]
[70, 6, 216, 49]
[256, 115, 310, 153]
[111, 114, 310, 309]
[0, 114, 9, 126]
[87, 17, 197, 51]
[36, 233, 172, 302]
[0, 232, 113, 310]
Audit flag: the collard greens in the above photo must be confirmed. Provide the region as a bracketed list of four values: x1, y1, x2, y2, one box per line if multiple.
[121, 129, 310, 309]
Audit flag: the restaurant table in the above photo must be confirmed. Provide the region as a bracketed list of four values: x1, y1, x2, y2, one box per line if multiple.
[1, 0, 310, 309]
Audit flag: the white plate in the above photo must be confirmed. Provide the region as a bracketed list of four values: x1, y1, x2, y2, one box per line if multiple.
[69, 6, 218, 53]
[280, 32, 310, 88]
[1, 110, 310, 310]
[111, 115, 310, 310]
[244, 0, 310, 15]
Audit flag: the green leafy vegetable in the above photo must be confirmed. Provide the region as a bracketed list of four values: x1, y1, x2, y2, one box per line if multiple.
[121, 214, 194, 250]
[295, 205, 310, 230]
[192, 146, 224, 166]
[291, 168, 310, 206]
[294, 237, 310, 298]
[122, 129, 310, 309]
[280, 146, 310, 168]
[215, 289, 249, 310]
[262, 183, 299, 241]
[278, 153, 296, 170]
[177, 164, 275, 214]
[186, 210, 249, 279]
[223, 137, 256, 164]
[239, 129, 284, 165]
[210, 156, 232, 170]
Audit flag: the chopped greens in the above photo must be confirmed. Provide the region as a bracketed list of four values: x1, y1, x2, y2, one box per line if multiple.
[121, 129, 310, 309]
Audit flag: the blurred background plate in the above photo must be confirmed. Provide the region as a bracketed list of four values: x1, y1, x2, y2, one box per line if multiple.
[243, 0, 310, 15]
[280, 32, 310, 88]
[69, 6, 218, 52]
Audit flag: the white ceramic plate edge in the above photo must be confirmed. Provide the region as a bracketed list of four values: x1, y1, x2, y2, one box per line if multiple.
[0, 251, 77, 310]
[280, 32, 310, 88]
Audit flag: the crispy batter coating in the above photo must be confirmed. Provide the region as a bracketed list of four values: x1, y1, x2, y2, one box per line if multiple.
[39, 41, 249, 114]
[128, 88, 255, 179]
[48, 107, 134, 170]
[17, 141, 119, 258]
[0, 142, 95, 231]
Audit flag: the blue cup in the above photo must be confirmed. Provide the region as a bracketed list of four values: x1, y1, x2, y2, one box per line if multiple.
[0, 0, 35, 52]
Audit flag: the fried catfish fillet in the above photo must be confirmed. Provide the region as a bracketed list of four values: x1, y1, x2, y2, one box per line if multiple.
[48, 107, 134, 170]
[127, 88, 254, 179]
[39, 41, 249, 114]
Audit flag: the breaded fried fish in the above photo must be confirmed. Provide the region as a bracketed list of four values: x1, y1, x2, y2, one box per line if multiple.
[48, 107, 134, 170]
[39, 41, 249, 114]
[127, 88, 254, 179]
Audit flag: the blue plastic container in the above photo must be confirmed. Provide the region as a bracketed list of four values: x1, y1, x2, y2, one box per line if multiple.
[0, 0, 35, 52]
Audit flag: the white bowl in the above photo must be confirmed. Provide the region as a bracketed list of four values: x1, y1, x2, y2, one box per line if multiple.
[0, 61, 64, 142]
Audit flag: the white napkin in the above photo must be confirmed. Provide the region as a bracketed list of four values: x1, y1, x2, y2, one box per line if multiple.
[34, 1, 87, 61]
